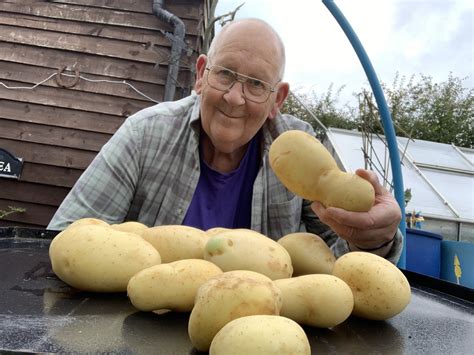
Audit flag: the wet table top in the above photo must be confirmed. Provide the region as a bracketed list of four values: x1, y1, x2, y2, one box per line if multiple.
[0, 228, 473, 354]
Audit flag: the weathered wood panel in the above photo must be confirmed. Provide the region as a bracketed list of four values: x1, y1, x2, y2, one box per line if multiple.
[0, 79, 151, 116]
[0, 43, 191, 85]
[0, 61, 163, 103]
[0, 180, 70, 206]
[0, 199, 58, 227]
[19, 162, 83, 188]
[0, 24, 171, 64]
[0, 119, 112, 151]
[0, 138, 97, 170]
[0, 3, 200, 35]
[0, 11, 199, 48]
[49, 0, 202, 19]
[0, 100, 125, 134]
[0, 0, 208, 228]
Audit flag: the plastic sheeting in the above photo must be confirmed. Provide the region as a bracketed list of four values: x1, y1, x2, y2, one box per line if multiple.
[324, 128, 474, 223]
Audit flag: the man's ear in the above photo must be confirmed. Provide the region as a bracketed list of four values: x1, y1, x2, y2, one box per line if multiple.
[269, 82, 290, 119]
[194, 54, 208, 94]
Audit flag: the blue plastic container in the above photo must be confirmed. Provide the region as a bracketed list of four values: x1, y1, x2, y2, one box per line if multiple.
[441, 240, 474, 288]
[406, 228, 442, 278]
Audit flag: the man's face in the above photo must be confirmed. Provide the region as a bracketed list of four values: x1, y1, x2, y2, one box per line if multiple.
[195, 23, 286, 155]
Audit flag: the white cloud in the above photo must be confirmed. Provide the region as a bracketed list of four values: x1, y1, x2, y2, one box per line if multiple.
[214, 0, 473, 105]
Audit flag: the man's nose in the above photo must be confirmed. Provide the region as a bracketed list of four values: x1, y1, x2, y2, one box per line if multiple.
[223, 80, 246, 105]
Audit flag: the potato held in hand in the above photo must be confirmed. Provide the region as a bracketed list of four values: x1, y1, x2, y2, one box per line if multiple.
[269, 130, 375, 212]
[333, 252, 411, 320]
[49, 225, 161, 292]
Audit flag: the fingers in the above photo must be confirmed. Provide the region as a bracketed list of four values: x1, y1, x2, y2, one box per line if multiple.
[311, 169, 402, 250]
[312, 197, 398, 231]
[344, 223, 398, 247]
[325, 207, 377, 229]
[356, 169, 384, 196]
[311, 200, 400, 247]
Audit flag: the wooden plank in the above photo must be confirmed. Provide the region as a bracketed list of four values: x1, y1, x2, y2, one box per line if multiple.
[0, 24, 170, 65]
[0, 199, 58, 227]
[0, 100, 125, 134]
[19, 162, 83, 188]
[0, 119, 112, 151]
[0, 138, 97, 169]
[0, 79, 152, 116]
[0, 179, 69, 206]
[51, 0, 155, 14]
[0, 3, 199, 35]
[0, 11, 199, 48]
[0, 61, 163, 103]
[0, 42, 195, 85]
[49, 0, 202, 20]
[0, 42, 195, 86]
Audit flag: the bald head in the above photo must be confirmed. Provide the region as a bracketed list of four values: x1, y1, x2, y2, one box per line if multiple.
[207, 18, 286, 79]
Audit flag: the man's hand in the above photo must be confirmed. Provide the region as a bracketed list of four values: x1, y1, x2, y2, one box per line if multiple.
[311, 169, 402, 254]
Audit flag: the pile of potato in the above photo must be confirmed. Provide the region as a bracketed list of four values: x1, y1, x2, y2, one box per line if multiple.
[49, 218, 411, 354]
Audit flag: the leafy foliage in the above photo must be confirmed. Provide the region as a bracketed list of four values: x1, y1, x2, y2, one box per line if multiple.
[282, 74, 473, 148]
[282, 85, 358, 140]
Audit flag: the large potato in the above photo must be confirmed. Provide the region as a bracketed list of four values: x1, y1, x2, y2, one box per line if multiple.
[67, 217, 109, 228]
[203, 229, 293, 280]
[142, 225, 208, 263]
[127, 259, 222, 312]
[277, 232, 336, 275]
[332, 252, 411, 320]
[269, 130, 375, 212]
[110, 221, 148, 235]
[210, 315, 311, 355]
[275, 274, 353, 328]
[205, 227, 231, 237]
[188, 270, 282, 351]
[49, 224, 161, 292]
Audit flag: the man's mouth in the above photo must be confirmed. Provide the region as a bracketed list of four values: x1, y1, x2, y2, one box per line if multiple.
[217, 107, 245, 119]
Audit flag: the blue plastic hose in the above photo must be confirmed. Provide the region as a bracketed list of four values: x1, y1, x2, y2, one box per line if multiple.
[322, 0, 407, 267]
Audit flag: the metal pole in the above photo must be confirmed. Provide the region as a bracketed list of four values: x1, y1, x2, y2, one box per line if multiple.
[322, 0, 407, 267]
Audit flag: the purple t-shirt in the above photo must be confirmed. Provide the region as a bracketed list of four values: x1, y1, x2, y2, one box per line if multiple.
[183, 133, 261, 230]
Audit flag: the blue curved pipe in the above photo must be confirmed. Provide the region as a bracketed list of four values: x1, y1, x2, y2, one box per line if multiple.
[322, 0, 407, 267]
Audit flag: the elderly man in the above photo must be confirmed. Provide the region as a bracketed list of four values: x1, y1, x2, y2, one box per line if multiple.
[48, 19, 402, 263]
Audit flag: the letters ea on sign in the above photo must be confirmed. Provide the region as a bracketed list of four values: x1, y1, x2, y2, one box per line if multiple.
[0, 148, 23, 180]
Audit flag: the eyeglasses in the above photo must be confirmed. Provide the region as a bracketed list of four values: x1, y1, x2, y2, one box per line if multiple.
[205, 65, 278, 103]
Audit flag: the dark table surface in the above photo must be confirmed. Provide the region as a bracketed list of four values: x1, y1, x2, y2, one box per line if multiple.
[0, 228, 473, 354]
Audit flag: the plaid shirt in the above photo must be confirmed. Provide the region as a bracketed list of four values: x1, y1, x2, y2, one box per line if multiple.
[48, 93, 402, 263]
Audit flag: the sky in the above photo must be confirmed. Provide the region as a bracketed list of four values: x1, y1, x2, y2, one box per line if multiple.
[214, 0, 473, 106]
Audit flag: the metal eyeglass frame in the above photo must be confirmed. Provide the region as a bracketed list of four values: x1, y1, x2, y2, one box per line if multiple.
[205, 65, 278, 103]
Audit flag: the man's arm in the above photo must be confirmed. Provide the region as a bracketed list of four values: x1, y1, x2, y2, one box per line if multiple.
[48, 118, 141, 230]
